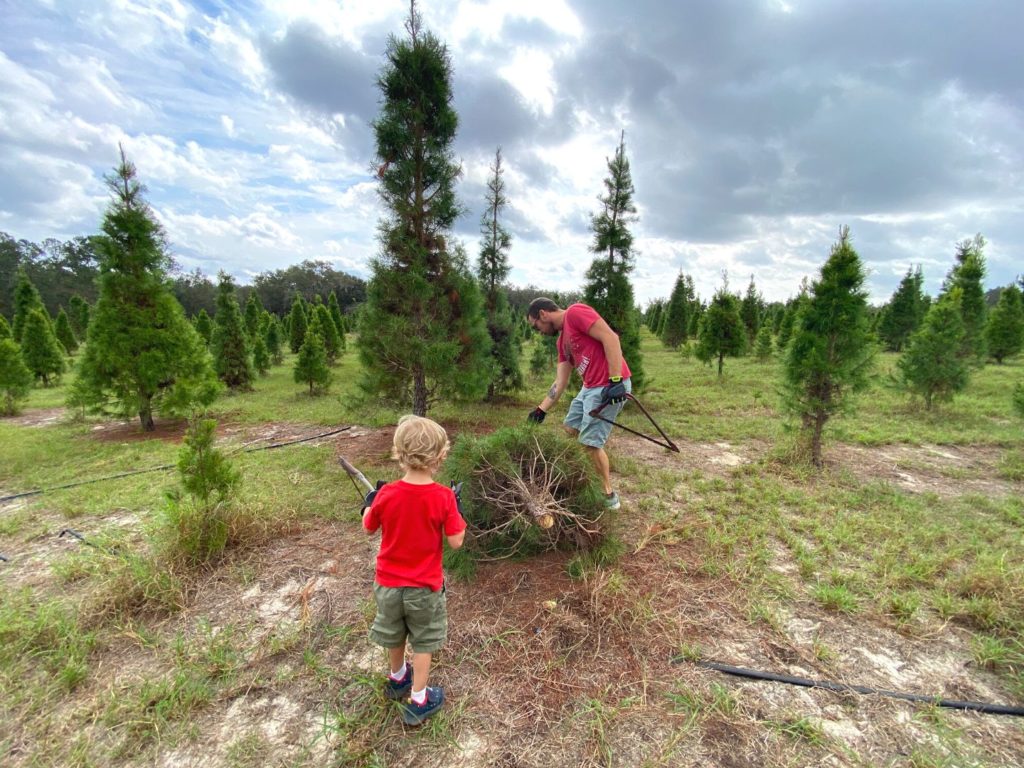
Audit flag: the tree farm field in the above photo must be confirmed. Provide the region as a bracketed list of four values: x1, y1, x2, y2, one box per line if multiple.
[1, 331, 1022, 768]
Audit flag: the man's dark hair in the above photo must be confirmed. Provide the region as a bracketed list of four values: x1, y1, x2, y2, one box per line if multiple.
[527, 297, 559, 319]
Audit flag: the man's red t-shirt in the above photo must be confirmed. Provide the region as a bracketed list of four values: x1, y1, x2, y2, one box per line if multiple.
[557, 303, 632, 388]
[363, 480, 466, 591]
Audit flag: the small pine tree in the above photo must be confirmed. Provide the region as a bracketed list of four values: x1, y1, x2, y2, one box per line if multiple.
[73, 147, 219, 430]
[0, 337, 33, 415]
[193, 309, 213, 345]
[740, 275, 763, 348]
[288, 294, 307, 354]
[162, 417, 241, 565]
[211, 273, 254, 390]
[877, 265, 927, 352]
[984, 284, 1023, 364]
[69, 294, 90, 340]
[941, 234, 987, 364]
[897, 293, 969, 410]
[754, 323, 773, 362]
[54, 307, 78, 354]
[265, 317, 284, 365]
[0, 314, 12, 341]
[695, 278, 745, 377]
[661, 272, 690, 348]
[782, 228, 875, 466]
[294, 327, 332, 395]
[20, 308, 65, 386]
[12, 267, 48, 343]
[1013, 380, 1024, 419]
[313, 303, 342, 363]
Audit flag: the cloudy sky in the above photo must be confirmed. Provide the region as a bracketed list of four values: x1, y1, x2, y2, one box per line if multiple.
[2, 0, 1021, 305]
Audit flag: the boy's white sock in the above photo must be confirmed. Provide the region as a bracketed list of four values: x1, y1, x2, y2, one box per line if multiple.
[410, 686, 427, 705]
[389, 662, 407, 681]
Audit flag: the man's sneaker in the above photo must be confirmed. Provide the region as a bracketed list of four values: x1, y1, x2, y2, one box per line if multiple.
[604, 492, 621, 510]
[401, 686, 445, 726]
[384, 666, 413, 700]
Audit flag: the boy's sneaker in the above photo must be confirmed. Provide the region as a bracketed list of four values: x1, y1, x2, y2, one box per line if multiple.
[401, 686, 445, 726]
[604, 492, 621, 510]
[384, 666, 413, 700]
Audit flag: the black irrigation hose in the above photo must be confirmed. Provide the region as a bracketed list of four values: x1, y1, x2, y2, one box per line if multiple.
[677, 658, 1024, 717]
[0, 426, 352, 504]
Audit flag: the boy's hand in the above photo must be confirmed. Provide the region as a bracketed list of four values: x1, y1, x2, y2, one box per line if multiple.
[362, 480, 386, 514]
[527, 406, 546, 423]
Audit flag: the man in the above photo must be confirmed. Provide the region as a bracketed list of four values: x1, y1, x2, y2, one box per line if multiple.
[526, 297, 631, 509]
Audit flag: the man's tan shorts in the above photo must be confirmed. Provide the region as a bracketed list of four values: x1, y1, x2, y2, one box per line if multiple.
[369, 584, 447, 653]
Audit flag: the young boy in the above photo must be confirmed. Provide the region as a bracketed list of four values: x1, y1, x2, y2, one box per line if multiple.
[362, 415, 466, 725]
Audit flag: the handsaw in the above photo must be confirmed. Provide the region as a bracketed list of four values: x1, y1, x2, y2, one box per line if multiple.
[589, 393, 680, 452]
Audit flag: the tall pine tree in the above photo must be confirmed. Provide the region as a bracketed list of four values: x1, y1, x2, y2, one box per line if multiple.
[244, 291, 264, 342]
[478, 147, 522, 399]
[582, 130, 645, 389]
[782, 227, 875, 466]
[54, 307, 78, 354]
[72, 147, 219, 430]
[358, 3, 490, 415]
[327, 291, 347, 352]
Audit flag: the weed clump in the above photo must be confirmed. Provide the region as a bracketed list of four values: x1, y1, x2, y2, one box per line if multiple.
[442, 427, 611, 567]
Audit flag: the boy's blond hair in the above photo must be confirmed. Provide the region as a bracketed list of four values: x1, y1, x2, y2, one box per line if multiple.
[392, 415, 450, 471]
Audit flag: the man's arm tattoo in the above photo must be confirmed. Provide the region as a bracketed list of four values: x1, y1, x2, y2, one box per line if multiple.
[547, 383, 558, 400]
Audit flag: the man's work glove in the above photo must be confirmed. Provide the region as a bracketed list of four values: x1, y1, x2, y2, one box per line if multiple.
[598, 376, 627, 409]
[527, 407, 547, 424]
[362, 480, 386, 515]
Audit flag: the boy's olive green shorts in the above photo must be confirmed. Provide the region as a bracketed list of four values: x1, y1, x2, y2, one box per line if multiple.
[369, 584, 447, 653]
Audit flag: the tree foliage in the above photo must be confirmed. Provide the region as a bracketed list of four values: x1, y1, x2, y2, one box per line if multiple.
[0, 337, 33, 414]
[20, 308, 65, 386]
[193, 309, 213, 345]
[358, 4, 491, 415]
[288, 294, 308, 354]
[984, 284, 1023, 364]
[695, 279, 745, 377]
[478, 147, 522, 399]
[781, 227, 875, 466]
[12, 266, 48, 343]
[896, 293, 969, 410]
[313, 303, 342, 363]
[740, 275, 763, 346]
[72, 148, 219, 430]
[293, 326, 332, 395]
[941, 234, 988, 364]
[69, 294, 90, 339]
[212, 272, 254, 390]
[661, 272, 691, 349]
[877, 265, 927, 352]
[583, 131, 645, 389]
[54, 307, 77, 354]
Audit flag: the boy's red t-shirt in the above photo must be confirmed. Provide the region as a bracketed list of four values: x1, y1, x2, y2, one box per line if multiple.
[557, 303, 631, 388]
[362, 480, 466, 591]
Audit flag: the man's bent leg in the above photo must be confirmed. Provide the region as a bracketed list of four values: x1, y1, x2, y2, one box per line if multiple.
[584, 445, 613, 494]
